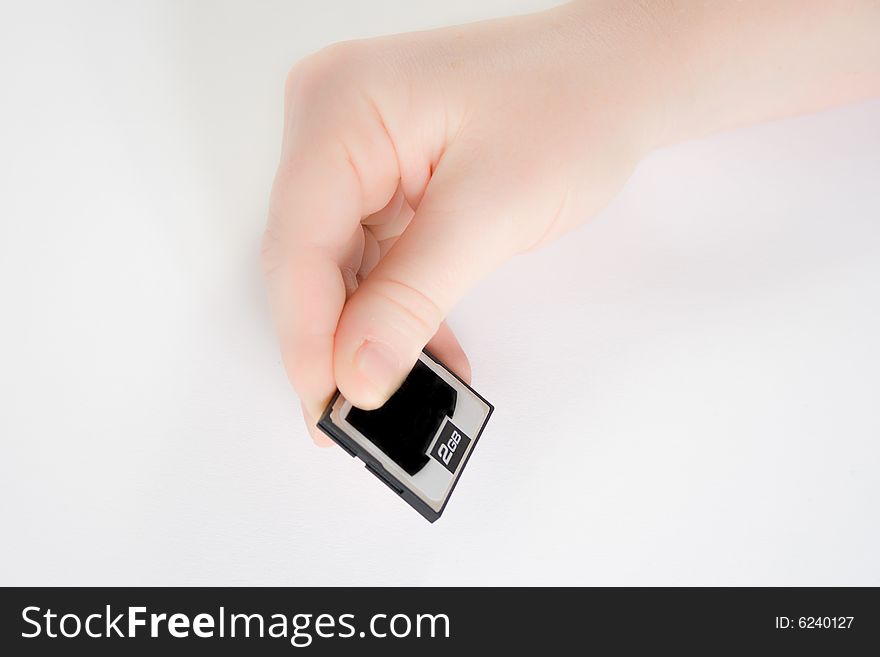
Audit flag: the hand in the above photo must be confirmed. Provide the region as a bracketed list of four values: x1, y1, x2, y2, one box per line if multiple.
[263, 0, 880, 444]
[263, 2, 675, 443]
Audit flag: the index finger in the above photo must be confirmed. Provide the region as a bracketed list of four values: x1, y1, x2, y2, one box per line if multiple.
[265, 60, 400, 421]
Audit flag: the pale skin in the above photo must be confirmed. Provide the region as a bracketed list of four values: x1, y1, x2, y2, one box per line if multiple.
[264, 0, 880, 445]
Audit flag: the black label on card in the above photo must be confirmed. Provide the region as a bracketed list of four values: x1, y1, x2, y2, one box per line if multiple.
[429, 417, 471, 474]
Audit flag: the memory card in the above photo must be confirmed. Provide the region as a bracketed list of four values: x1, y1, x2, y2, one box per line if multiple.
[317, 350, 493, 522]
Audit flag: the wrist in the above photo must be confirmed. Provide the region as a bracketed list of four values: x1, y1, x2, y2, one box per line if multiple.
[558, 0, 697, 152]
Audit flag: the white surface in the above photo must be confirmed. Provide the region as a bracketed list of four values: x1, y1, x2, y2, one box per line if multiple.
[1, 1, 878, 586]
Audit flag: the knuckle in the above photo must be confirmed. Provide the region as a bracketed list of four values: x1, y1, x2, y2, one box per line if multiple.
[284, 40, 365, 104]
[370, 277, 444, 339]
[316, 40, 366, 69]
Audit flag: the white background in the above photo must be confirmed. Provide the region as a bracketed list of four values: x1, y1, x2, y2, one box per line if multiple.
[1, 0, 878, 586]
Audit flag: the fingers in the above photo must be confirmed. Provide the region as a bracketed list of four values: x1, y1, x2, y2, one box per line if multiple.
[303, 320, 469, 450]
[300, 401, 334, 448]
[268, 156, 360, 425]
[333, 154, 516, 409]
[266, 51, 400, 422]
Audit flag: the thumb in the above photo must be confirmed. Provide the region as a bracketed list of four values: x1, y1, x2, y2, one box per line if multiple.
[333, 156, 517, 409]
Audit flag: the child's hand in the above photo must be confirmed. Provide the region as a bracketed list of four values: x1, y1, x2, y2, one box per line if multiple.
[264, 0, 880, 443]
[264, 3, 670, 441]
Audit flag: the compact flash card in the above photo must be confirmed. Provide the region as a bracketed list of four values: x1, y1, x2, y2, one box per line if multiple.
[317, 351, 493, 522]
